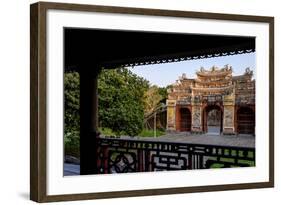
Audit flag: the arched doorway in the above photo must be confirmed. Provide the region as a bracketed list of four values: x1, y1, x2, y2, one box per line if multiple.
[237, 107, 255, 135]
[179, 108, 191, 131]
[203, 105, 223, 135]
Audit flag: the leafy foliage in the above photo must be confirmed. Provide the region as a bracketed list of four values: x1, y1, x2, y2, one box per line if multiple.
[98, 67, 149, 136]
[64, 72, 80, 157]
[143, 85, 163, 115]
[64, 68, 169, 157]
[158, 85, 172, 103]
[143, 85, 171, 115]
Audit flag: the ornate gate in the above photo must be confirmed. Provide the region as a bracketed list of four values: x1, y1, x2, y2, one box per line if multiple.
[179, 108, 191, 131]
[237, 107, 255, 134]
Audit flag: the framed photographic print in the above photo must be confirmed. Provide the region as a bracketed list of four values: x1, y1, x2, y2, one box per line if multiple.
[30, 1, 274, 202]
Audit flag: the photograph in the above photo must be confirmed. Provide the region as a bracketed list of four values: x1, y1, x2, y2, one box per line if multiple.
[63, 28, 256, 176]
[30, 2, 273, 202]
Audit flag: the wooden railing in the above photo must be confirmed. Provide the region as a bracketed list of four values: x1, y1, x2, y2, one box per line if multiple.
[96, 137, 255, 174]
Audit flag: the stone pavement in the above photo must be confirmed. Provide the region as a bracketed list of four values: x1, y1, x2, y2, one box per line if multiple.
[121, 132, 255, 148]
[64, 163, 80, 176]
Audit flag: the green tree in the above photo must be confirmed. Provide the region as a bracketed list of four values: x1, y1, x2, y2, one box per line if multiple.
[64, 72, 80, 157]
[158, 85, 172, 103]
[143, 85, 171, 115]
[64, 67, 155, 151]
[98, 67, 149, 136]
[144, 85, 163, 115]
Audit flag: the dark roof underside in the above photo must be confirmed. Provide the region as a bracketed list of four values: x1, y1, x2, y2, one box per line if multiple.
[64, 28, 255, 71]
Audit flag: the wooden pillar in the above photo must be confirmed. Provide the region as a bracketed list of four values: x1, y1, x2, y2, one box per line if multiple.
[79, 65, 100, 175]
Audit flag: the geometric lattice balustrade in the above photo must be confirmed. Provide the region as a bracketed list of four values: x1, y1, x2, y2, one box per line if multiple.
[96, 137, 255, 174]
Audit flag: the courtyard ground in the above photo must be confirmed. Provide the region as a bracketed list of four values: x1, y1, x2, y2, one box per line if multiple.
[121, 132, 255, 148]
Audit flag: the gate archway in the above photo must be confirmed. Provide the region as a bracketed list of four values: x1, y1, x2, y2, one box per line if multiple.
[179, 108, 191, 131]
[237, 107, 255, 135]
[203, 105, 223, 134]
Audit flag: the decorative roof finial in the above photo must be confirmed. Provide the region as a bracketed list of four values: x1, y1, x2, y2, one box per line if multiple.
[224, 64, 230, 70]
[245, 67, 253, 75]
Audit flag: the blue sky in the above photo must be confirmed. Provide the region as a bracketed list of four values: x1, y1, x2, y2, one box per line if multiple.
[128, 53, 256, 87]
